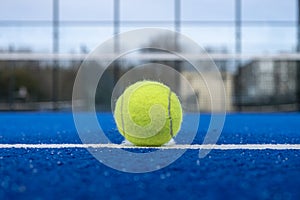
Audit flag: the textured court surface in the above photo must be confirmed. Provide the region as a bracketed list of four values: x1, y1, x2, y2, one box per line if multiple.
[0, 112, 300, 199]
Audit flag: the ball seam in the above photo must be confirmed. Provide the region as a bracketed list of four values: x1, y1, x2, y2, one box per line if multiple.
[120, 95, 126, 137]
[168, 88, 174, 138]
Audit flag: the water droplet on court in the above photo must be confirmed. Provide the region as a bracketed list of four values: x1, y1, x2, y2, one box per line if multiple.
[103, 171, 109, 176]
[57, 161, 63, 165]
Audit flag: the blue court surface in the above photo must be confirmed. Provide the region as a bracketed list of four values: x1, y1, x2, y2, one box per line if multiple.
[0, 112, 300, 200]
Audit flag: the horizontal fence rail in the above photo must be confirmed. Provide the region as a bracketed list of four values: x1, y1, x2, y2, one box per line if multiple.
[1, 53, 300, 61]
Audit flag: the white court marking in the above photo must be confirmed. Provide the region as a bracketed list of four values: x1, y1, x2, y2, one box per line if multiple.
[0, 144, 300, 150]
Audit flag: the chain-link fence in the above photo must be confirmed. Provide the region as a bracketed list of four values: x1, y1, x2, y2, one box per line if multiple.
[0, 0, 299, 112]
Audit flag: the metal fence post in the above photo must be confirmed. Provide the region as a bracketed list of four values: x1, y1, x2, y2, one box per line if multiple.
[297, 0, 300, 111]
[52, 0, 59, 110]
[235, 0, 242, 111]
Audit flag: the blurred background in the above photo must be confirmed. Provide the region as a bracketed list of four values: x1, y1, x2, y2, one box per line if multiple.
[0, 0, 299, 112]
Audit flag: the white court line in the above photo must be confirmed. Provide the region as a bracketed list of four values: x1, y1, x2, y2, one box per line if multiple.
[0, 144, 300, 150]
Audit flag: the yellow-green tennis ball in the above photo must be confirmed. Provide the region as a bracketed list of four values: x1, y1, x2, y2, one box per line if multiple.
[114, 81, 183, 146]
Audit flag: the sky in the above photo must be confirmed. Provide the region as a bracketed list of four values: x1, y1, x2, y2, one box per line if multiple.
[0, 0, 297, 54]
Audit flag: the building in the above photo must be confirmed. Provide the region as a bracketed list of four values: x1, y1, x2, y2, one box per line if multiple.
[181, 71, 233, 112]
[235, 60, 297, 111]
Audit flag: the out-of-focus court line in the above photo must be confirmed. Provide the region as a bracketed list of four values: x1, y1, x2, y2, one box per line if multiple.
[0, 144, 300, 150]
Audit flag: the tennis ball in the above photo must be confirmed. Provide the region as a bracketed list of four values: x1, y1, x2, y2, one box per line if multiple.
[114, 81, 183, 146]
